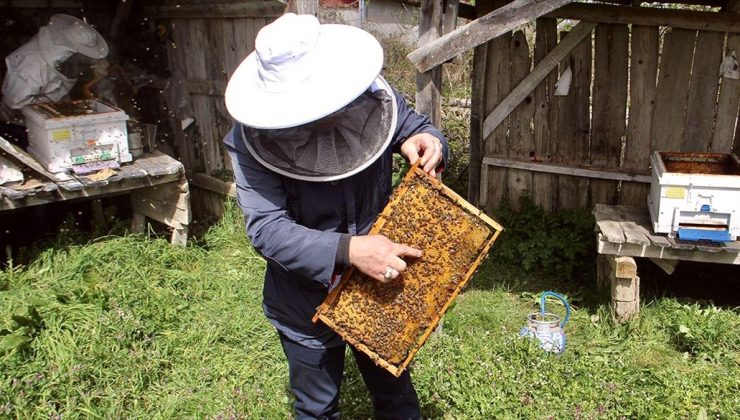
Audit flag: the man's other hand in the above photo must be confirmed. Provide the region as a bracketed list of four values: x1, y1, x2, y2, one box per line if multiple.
[400, 132, 443, 177]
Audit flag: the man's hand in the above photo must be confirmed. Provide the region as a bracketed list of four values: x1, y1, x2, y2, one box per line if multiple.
[400, 132, 443, 177]
[349, 235, 422, 283]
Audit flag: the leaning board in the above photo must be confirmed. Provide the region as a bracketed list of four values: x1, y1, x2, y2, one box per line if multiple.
[313, 165, 503, 377]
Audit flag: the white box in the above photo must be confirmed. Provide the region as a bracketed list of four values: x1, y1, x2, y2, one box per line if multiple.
[648, 151, 740, 241]
[22, 100, 132, 173]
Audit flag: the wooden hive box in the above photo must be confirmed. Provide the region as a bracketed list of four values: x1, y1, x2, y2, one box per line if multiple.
[313, 164, 503, 376]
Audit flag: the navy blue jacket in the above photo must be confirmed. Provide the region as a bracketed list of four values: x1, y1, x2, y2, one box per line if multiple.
[224, 88, 448, 348]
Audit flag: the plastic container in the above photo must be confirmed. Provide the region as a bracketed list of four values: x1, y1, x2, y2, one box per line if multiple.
[22, 99, 132, 173]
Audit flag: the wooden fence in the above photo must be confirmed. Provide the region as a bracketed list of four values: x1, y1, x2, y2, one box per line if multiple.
[476, 17, 740, 214]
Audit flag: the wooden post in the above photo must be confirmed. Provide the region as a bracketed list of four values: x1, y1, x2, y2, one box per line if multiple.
[288, 0, 318, 16]
[443, 0, 460, 35]
[468, 43, 487, 206]
[416, 0, 444, 128]
[130, 175, 191, 246]
[467, 1, 499, 206]
[597, 254, 640, 322]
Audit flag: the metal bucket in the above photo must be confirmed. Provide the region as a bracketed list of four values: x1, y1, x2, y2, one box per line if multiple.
[519, 291, 570, 354]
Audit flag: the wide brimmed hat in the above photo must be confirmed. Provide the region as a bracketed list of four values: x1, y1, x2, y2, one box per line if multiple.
[41, 14, 108, 59]
[225, 13, 384, 129]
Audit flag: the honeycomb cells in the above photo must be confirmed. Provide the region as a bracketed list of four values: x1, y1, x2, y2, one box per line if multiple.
[318, 170, 499, 372]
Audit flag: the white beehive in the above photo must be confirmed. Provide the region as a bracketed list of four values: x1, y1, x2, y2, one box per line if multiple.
[648, 151, 740, 242]
[22, 99, 132, 173]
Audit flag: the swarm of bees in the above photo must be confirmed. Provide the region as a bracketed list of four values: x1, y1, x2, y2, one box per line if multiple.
[314, 165, 503, 376]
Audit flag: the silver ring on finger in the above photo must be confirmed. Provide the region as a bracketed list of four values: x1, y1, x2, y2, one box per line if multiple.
[383, 266, 394, 281]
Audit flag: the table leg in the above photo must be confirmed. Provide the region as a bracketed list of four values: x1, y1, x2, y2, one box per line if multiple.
[131, 212, 146, 234]
[130, 175, 191, 246]
[599, 254, 640, 322]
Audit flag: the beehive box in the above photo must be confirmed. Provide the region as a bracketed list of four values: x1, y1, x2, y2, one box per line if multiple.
[22, 99, 132, 174]
[313, 164, 503, 376]
[648, 151, 740, 241]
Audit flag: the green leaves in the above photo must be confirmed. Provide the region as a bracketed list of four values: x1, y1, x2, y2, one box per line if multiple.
[0, 306, 44, 355]
[491, 199, 596, 280]
[0, 333, 32, 352]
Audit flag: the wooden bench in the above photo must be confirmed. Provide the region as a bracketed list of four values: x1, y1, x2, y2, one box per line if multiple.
[593, 204, 740, 321]
[1, 137, 191, 246]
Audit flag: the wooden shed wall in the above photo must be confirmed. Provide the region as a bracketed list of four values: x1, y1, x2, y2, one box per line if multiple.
[145, 1, 282, 218]
[477, 13, 740, 214]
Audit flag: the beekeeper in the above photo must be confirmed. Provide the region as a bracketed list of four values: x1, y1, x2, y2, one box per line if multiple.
[224, 13, 447, 419]
[2, 14, 108, 110]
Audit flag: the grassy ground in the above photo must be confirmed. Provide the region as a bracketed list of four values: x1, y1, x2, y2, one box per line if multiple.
[1, 203, 739, 418]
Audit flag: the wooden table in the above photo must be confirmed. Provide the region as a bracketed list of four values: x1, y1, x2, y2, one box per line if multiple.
[593, 204, 740, 321]
[0, 144, 191, 246]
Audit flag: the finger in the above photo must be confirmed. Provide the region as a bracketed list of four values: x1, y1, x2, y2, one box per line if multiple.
[389, 256, 407, 272]
[396, 244, 422, 258]
[423, 148, 440, 174]
[376, 266, 398, 283]
[423, 141, 441, 172]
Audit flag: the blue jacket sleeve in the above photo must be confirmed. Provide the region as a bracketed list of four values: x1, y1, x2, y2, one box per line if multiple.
[390, 88, 449, 168]
[224, 125, 341, 287]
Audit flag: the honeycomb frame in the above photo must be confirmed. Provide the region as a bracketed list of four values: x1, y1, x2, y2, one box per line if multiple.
[313, 163, 503, 377]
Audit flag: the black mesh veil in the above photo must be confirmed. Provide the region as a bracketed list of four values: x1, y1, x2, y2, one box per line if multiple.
[242, 85, 395, 181]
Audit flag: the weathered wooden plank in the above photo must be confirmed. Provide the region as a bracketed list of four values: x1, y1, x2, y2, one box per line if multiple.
[712, 33, 740, 152]
[481, 22, 597, 140]
[168, 19, 198, 170]
[482, 156, 651, 183]
[134, 182, 191, 211]
[609, 255, 638, 279]
[547, 3, 740, 34]
[611, 274, 639, 301]
[288, 0, 318, 15]
[555, 30, 591, 211]
[443, 0, 460, 34]
[711, 2, 740, 152]
[597, 234, 740, 264]
[652, 29, 697, 151]
[0, 137, 65, 183]
[507, 31, 534, 209]
[622, 25, 659, 207]
[468, 43, 488, 205]
[233, 18, 254, 64]
[594, 204, 627, 244]
[0, 0, 83, 7]
[682, 31, 724, 152]
[407, 0, 575, 73]
[191, 173, 237, 197]
[650, 258, 679, 275]
[0, 172, 182, 211]
[481, 30, 511, 211]
[619, 220, 651, 245]
[627, 208, 673, 248]
[591, 23, 628, 206]
[532, 18, 558, 212]
[416, 0, 444, 128]
[143, 2, 285, 19]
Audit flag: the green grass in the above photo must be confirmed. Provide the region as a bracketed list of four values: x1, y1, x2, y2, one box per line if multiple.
[1, 203, 739, 418]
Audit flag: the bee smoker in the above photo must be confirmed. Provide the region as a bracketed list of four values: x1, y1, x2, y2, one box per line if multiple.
[519, 291, 571, 354]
